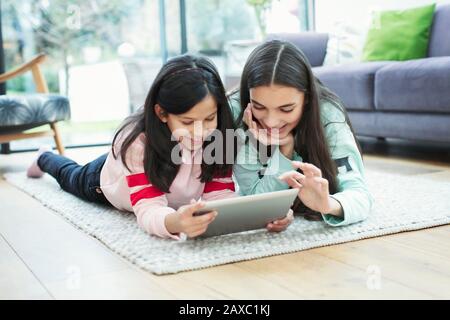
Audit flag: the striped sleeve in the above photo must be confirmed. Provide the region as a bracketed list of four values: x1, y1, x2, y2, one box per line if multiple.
[202, 170, 237, 201]
[122, 136, 180, 240]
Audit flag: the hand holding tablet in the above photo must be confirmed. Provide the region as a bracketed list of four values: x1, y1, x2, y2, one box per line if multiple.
[194, 188, 299, 237]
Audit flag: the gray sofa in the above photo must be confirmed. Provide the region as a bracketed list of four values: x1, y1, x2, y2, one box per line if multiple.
[268, 4, 450, 144]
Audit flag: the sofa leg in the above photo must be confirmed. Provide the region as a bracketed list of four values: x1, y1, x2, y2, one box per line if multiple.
[51, 123, 65, 155]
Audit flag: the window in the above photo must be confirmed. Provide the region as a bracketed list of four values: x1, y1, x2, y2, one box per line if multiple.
[1, 0, 312, 151]
[185, 0, 310, 90]
[2, 0, 164, 149]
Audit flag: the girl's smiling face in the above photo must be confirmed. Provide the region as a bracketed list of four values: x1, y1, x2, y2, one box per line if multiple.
[249, 84, 305, 139]
[156, 94, 218, 151]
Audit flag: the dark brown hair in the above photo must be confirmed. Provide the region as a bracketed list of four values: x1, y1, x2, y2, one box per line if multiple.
[237, 40, 361, 216]
[112, 54, 236, 193]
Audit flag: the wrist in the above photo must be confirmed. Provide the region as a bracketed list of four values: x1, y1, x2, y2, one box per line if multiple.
[322, 196, 344, 217]
[165, 211, 181, 234]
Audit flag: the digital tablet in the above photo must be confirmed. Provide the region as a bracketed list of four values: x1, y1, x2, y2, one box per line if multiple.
[194, 188, 299, 237]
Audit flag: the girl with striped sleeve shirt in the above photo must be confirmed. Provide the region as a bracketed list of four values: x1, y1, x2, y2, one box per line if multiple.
[27, 55, 240, 240]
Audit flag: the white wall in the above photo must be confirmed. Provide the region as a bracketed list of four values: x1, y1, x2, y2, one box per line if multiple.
[315, 0, 450, 33]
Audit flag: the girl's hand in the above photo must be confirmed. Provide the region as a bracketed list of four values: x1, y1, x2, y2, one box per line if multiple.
[244, 103, 270, 145]
[244, 104, 282, 146]
[165, 199, 218, 238]
[278, 162, 332, 214]
[267, 209, 294, 232]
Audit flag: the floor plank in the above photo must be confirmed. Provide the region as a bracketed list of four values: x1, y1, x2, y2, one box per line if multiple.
[314, 232, 450, 298]
[45, 267, 177, 300]
[234, 246, 434, 299]
[0, 180, 130, 284]
[1, 142, 449, 299]
[0, 235, 53, 300]
[152, 263, 303, 299]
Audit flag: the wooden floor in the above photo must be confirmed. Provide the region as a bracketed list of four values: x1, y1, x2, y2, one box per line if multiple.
[1, 139, 450, 300]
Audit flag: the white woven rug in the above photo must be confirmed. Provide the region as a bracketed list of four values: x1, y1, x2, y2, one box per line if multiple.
[4, 170, 450, 275]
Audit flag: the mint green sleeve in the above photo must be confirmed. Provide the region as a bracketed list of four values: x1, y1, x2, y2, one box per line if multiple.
[321, 121, 374, 226]
[233, 141, 300, 195]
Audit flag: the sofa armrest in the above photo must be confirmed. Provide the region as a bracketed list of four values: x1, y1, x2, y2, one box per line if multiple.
[266, 32, 329, 67]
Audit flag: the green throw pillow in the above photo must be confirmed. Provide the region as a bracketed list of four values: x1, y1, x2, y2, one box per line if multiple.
[362, 3, 436, 61]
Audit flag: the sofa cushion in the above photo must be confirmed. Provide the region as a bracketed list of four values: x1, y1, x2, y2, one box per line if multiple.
[362, 3, 436, 61]
[0, 94, 71, 127]
[348, 111, 450, 143]
[428, 4, 450, 57]
[375, 57, 450, 113]
[313, 62, 394, 111]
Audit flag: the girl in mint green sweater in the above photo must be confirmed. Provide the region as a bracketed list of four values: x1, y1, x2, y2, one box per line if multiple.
[230, 40, 373, 232]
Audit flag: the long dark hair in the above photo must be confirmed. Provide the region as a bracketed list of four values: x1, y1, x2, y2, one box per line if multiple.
[237, 40, 361, 216]
[112, 54, 236, 193]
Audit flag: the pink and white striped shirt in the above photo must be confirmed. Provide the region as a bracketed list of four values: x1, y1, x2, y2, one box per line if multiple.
[100, 132, 236, 240]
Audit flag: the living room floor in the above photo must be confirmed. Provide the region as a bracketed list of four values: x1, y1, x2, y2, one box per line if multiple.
[1, 139, 449, 299]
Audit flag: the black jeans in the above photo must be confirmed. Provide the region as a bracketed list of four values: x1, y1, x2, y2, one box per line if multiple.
[38, 152, 111, 205]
